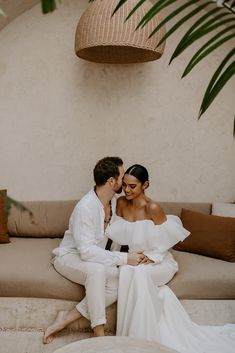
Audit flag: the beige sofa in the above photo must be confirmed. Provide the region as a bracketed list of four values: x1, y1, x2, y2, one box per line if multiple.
[0, 200, 235, 352]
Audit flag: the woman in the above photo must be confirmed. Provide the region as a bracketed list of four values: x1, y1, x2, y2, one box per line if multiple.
[107, 164, 235, 353]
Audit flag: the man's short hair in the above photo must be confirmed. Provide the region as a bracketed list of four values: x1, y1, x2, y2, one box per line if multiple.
[93, 157, 123, 186]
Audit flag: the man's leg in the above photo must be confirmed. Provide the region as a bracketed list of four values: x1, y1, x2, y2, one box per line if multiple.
[75, 262, 106, 327]
[44, 253, 106, 343]
[104, 265, 119, 306]
[93, 265, 119, 336]
[75, 262, 119, 330]
[43, 254, 119, 343]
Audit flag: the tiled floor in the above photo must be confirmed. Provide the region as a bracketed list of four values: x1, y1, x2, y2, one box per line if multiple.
[0, 329, 92, 353]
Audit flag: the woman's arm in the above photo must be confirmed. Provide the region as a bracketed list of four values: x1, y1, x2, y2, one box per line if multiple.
[149, 202, 167, 225]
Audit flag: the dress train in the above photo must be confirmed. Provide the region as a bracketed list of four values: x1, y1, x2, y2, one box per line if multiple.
[117, 265, 235, 353]
[107, 217, 235, 353]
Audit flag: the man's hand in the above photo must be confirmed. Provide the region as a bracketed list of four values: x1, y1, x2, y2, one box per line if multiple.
[127, 250, 145, 266]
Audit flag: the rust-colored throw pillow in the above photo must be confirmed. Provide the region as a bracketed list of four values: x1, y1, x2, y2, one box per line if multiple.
[0, 190, 10, 243]
[174, 208, 235, 262]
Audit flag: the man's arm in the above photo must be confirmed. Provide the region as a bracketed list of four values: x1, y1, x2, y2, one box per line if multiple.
[72, 205, 143, 266]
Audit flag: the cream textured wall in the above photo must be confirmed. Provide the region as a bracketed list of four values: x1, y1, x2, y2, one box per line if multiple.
[0, 0, 234, 202]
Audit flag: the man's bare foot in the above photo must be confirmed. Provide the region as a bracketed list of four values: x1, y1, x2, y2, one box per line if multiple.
[43, 308, 82, 344]
[93, 324, 105, 337]
[43, 310, 68, 344]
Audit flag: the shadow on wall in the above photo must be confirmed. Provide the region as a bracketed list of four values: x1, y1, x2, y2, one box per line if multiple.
[73, 60, 165, 108]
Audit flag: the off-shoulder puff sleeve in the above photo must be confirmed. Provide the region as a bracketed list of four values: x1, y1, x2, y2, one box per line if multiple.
[107, 215, 190, 254]
[143, 215, 190, 253]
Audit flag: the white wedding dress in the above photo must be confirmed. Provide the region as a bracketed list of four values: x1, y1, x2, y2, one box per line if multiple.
[107, 216, 235, 353]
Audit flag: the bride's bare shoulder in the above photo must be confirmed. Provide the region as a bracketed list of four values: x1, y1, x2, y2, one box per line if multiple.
[147, 200, 163, 212]
[146, 200, 166, 224]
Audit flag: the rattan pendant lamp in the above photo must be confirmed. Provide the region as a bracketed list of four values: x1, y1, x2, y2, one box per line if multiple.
[75, 0, 166, 64]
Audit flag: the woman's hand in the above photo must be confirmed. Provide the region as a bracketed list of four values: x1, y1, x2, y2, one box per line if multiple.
[127, 251, 145, 266]
[139, 255, 154, 265]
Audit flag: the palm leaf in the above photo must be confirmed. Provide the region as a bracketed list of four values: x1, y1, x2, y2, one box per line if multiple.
[182, 27, 235, 77]
[148, 0, 203, 38]
[199, 48, 235, 117]
[122, 0, 175, 29]
[172, 16, 235, 52]
[152, 1, 213, 47]
[170, 9, 231, 61]
[201, 48, 235, 98]
[125, 0, 146, 21]
[234, 116, 235, 137]
[112, 0, 128, 15]
[135, 0, 180, 29]
[199, 61, 235, 116]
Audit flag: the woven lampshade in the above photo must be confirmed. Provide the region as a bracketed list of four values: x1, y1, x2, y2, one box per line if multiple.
[75, 0, 166, 64]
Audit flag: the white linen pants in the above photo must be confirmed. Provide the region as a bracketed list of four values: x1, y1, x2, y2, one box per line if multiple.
[53, 253, 119, 328]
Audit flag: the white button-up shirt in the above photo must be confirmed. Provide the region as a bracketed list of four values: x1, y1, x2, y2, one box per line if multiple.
[53, 189, 127, 267]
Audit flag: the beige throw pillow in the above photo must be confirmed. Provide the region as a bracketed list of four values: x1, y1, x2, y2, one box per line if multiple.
[212, 202, 235, 218]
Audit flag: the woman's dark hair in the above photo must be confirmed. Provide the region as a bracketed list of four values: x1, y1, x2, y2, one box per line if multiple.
[93, 156, 123, 186]
[125, 164, 149, 184]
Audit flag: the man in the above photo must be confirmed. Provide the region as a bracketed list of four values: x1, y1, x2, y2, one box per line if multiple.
[43, 157, 145, 343]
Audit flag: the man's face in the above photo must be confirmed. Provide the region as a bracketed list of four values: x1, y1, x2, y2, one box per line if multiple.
[113, 165, 125, 194]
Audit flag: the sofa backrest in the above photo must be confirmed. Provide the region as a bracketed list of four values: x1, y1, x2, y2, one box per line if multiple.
[159, 202, 211, 217]
[7, 200, 211, 238]
[8, 200, 78, 237]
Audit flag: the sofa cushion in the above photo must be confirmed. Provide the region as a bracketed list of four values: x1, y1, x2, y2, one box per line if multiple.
[212, 202, 235, 217]
[0, 238, 234, 300]
[174, 208, 235, 262]
[0, 190, 10, 244]
[0, 237, 84, 301]
[8, 200, 78, 238]
[169, 250, 235, 299]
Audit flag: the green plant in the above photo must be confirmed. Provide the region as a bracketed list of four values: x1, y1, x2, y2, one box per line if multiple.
[5, 196, 34, 221]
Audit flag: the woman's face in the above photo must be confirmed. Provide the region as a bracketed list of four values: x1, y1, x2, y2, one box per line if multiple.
[122, 174, 144, 200]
